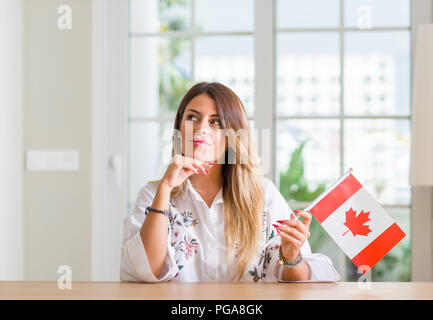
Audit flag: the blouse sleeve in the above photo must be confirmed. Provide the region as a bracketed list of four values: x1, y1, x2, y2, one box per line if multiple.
[262, 179, 341, 282]
[119, 182, 178, 283]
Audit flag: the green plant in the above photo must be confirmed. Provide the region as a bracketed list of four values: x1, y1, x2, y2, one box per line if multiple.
[158, 0, 191, 114]
[279, 138, 327, 202]
[279, 138, 329, 251]
[159, 0, 188, 32]
[372, 237, 411, 281]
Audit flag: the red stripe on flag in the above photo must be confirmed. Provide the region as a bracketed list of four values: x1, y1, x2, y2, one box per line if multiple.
[310, 173, 362, 223]
[351, 223, 406, 272]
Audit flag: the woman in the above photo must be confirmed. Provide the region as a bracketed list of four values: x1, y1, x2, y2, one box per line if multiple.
[120, 82, 340, 282]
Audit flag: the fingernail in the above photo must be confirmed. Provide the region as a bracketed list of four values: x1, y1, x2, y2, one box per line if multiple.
[276, 220, 284, 224]
[294, 210, 299, 213]
[205, 169, 209, 174]
[272, 224, 280, 229]
[276, 229, 281, 234]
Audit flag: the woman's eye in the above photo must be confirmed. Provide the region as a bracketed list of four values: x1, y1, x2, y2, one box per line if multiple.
[211, 119, 221, 126]
[186, 115, 198, 121]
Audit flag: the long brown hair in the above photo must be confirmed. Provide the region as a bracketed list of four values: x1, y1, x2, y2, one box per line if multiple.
[170, 82, 264, 282]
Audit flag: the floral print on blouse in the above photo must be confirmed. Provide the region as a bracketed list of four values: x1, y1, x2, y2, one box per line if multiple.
[120, 177, 341, 283]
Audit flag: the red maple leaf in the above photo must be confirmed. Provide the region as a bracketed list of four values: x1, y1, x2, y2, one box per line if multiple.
[342, 207, 372, 237]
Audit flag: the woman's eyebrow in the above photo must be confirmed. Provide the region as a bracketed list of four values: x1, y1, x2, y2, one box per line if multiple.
[187, 109, 219, 117]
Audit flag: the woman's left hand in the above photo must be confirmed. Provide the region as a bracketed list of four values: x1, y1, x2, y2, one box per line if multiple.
[274, 210, 312, 260]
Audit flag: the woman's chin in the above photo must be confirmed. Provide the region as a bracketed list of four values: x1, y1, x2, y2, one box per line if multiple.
[193, 150, 213, 162]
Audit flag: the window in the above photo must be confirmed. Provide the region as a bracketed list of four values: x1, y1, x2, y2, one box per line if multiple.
[128, 0, 255, 214]
[275, 0, 411, 281]
[127, 0, 412, 281]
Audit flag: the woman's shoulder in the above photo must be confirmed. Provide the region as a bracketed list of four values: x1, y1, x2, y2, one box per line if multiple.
[128, 180, 162, 218]
[259, 176, 278, 197]
[135, 180, 161, 203]
[259, 176, 294, 217]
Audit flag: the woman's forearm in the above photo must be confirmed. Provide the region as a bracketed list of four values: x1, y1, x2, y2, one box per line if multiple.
[281, 260, 311, 281]
[140, 182, 172, 279]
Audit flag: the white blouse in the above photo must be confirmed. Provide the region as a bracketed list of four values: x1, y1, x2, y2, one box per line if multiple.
[120, 176, 341, 283]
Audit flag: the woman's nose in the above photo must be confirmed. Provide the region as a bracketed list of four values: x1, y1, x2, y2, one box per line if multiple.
[195, 127, 209, 137]
[195, 119, 210, 135]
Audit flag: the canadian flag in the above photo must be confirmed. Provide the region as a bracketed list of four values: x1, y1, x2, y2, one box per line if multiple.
[305, 168, 406, 273]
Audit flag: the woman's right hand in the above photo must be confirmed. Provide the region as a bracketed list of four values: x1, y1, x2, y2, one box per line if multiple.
[160, 155, 214, 191]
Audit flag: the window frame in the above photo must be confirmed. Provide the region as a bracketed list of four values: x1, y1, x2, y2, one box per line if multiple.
[127, 0, 256, 208]
[271, 0, 414, 281]
[94, 0, 433, 281]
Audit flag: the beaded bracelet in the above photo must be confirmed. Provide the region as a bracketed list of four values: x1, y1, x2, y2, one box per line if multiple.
[278, 246, 303, 268]
[145, 206, 170, 218]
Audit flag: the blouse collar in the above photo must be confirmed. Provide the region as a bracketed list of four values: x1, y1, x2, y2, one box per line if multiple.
[182, 178, 224, 207]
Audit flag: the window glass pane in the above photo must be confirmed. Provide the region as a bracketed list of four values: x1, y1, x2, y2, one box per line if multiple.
[128, 121, 174, 204]
[129, 37, 191, 118]
[344, 0, 410, 28]
[344, 31, 410, 116]
[276, 119, 343, 277]
[277, 0, 340, 28]
[276, 119, 341, 200]
[277, 33, 340, 116]
[195, 36, 254, 117]
[344, 119, 411, 205]
[195, 0, 253, 32]
[130, 0, 191, 33]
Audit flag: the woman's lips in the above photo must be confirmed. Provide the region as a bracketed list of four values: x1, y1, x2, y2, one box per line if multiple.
[192, 140, 209, 147]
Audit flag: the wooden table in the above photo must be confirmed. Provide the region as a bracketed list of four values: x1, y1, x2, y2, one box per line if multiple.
[1, 282, 433, 300]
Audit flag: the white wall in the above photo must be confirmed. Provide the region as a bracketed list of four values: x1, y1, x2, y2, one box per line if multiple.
[0, 0, 24, 281]
[92, 0, 128, 281]
[23, 0, 92, 281]
[410, 0, 433, 282]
